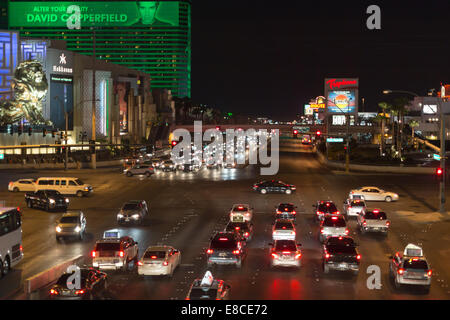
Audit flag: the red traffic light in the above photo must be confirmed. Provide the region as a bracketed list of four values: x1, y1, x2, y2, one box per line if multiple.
[171, 141, 178, 147]
[293, 130, 298, 134]
[316, 130, 321, 136]
[437, 168, 443, 175]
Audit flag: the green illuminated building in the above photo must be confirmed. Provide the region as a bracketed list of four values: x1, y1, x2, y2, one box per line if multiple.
[7, 0, 191, 98]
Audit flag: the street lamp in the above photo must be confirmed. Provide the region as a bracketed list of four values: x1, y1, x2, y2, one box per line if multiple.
[54, 96, 69, 171]
[383, 88, 446, 214]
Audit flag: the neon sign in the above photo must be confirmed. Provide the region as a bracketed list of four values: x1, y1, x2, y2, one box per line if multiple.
[326, 79, 358, 90]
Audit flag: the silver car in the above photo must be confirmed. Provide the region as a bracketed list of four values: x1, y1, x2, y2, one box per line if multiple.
[319, 215, 349, 243]
[55, 211, 86, 241]
[124, 164, 154, 177]
[117, 200, 148, 225]
[343, 199, 366, 218]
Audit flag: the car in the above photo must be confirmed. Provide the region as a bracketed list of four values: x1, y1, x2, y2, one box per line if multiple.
[223, 161, 237, 169]
[123, 164, 154, 177]
[55, 211, 87, 241]
[117, 200, 148, 225]
[357, 208, 390, 234]
[186, 271, 231, 300]
[206, 232, 246, 268]
[313, 200, 340, 221]
[252, 180, 296, 195]
[272, 219, 296, 241]
[389, 244, 432, 292]
[137, 245, 181, 277]
[319, 215, 349, 243]
[349, 187, 399, 202]
[229, 204, 253, 222]
[91, 230, 139, 271]
[161, 160, 176, 172]
[343, 198, 366, 218]
[25, 189, 69, 211]
[268, 240, 302, 268]
[49, 267, 107, 300]
[33, 177, 93, 197]
[275, 203, 297, 221]
[301, 136, 312, 145]
[322, 236, 360, 275]
[8, 179, 36, 192]
[224, 221, 254, 241]
[149, 158, 163, 169]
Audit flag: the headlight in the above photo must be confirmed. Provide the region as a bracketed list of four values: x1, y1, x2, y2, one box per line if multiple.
[56, 226, 62, 233]
[117, 213, 123, 218]
[49, 199, 55, 204]
[74, 226, 81, 233]
[132, 214, 140, 219]
[84, 187, 89, 191]
[65, 198, 69, 203]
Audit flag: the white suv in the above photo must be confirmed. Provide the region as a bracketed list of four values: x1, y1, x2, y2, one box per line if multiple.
[34, 177, 93, 197]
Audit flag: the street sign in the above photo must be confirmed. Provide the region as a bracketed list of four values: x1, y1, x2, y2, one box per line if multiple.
[327, 138, 344, 143]
[292, 126, 309, 133]
[433, 154, 441, 161]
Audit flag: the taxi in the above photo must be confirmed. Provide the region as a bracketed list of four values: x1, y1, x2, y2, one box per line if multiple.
[186, 271, 231, 300]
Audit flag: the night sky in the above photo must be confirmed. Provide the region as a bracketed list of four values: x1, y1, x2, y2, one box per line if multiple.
[191, 0, 450, 120]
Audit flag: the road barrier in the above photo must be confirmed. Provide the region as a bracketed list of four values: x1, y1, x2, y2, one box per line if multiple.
[23, 255, 84, 298]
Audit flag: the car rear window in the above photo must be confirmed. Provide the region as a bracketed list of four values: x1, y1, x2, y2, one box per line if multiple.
[211, 236, 237, 249]
[144, 251, 166, 259]
[233, 206, 248, 212]
[123, 203, 139, 210]
[327, 245, 357, 254]
[56, 274, 87, 288]
[323, 218, 346, 227]
[326, 237, 355, 246]
[189, 288, 218, 300]
[274, 240, 297, 251]
[60, 216, 78, 224]
[365, 211, 387, 219]
[275, 221, 294, 229]
[350, 200, 365, 207]
[404, 260, 428, 270]
[278, 204, 294, 211]
[95, 243, 121, 251]
[318, 203, 338, 212]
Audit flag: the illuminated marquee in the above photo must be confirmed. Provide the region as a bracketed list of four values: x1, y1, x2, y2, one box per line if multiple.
[324, 78, 359, 115]
[0, 31, 19, 100]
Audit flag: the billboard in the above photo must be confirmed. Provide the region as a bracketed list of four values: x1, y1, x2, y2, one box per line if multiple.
[327, 90, 356, 113]
[8, 1, 179, 27]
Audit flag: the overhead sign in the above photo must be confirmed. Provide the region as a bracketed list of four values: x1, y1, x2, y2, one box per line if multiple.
[327, 138, 344, 143]
[8, 1, 180, 27]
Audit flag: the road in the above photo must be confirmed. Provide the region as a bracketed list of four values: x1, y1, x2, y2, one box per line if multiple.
[1, 139, 449, 299]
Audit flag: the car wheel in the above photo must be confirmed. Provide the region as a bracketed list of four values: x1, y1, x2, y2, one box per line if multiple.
[352, 270, 359, 276]
[260, 189, 267, 194]
[45, 203, 49, 211]
[207, 261, 213, 268]
[79, 232, 84, 241]
[13, 187, 19, 192]
[168, 265, 174, 277]
[126, 171, 133, 177]
[236, 259, 242, 268]
[122, 261, 128, 272]
[146, 171, 151, 177]
[394, 279, 401, 289]
[385, 196, 392, 202]
[76, 191, 84, 197]
[2, 257, 10, 276]
[323, 263, 330, 274]
[285, 189, 292, 195]
[360, 227, 366, 234]
[27, 200, 33, 208]
[423, 285, 430, 294]
[56, 236, 61, 242]
[0, 259, 3, 278]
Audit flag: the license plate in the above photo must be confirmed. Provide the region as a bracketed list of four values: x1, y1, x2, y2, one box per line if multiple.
[219, 253, 227, 257]
[125, 218, 130, 221]
[339, 263, 347, 268]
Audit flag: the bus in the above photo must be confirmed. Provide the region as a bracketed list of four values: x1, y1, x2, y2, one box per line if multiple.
[0, 207, 23, 277]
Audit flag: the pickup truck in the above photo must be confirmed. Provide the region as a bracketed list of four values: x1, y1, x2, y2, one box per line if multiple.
[322, 236, 361, 275]
[357, 209, 390, 234]
[25, 189, 69, 212]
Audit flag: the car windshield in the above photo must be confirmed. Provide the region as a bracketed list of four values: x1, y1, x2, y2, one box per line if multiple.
[123, 203, 139, 210]
[75, 179, 84, 186]
[365, 211, 387, 219]
[60, 216, 78, 224]
[404, 260, 429, 270]
[56, 273, 87, 288]
[95, 243, 120, 251]
[45, 190, 61, 196]
[275, 221, 293, 229]
[144, 251, 166, 259]
[323, 218, 346, 227]
[189, 288, 218, 300]
[274, 240, 297, 251]
[318, 202, 338, 212]
[226, 222, 249, 231]
[350, 200, 365, 207]
[211, 236, 236, 249]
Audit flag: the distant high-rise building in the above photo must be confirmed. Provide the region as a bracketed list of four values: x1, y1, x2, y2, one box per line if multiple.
[6, 0, 191, 98]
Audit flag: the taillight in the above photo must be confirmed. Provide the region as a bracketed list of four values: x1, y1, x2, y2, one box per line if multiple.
[277, 210, 281, 214]
[20, 245, 23, 252]
[317, 211, 323, 215]
[363, 221, 367, 226]
[356, 254, 361, 260]
[292, 211, 296, 215]
[163, 261, 169, 266]
[244, 232, 249, 237]
[398, 268, 404, 275]
[137, 261, 143, 266]
[118, 251, 124, 257]
[207, 249, 213, 254]
[91, 251, 96, 258]
[233, 250, 240, 255]
[271, 253, 278, 259]
[348, 206, 352, 209]
[427, 270, 432, 276]
[75, 289, 85, 295]
[49, 288, 59, 295]
[325, 253, 330, 259]
[235, 227, 240, 230]
[386, 221, 390, 227]
[320, 228, 325, 234]
[295, 252, 302, 259]
[345, 229, 349, 235]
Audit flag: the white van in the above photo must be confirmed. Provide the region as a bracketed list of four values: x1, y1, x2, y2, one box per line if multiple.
[34, 177, 93, 197]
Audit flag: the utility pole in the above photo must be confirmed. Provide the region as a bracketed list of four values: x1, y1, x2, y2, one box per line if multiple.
[439, 85, 446, 214]
[65, 111, 68, 171]
[91, 27, 96, 169]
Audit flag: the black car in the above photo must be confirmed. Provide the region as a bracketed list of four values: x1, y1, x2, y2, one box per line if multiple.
[313, 200, 340, 221]
[322, 236, 361, 275]
[49, 267, 108, 300]
[206, 232, 246, 268]
[275, 203, 298, 220]
[224, 221, 254, 241]
[25, 190, 69, 212]
[252, 180, 296, 195]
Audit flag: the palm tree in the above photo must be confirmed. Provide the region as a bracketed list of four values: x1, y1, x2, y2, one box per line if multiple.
[391, 97, 411, 158]
[377, 102, 392, 155]
[408, 119, 419, 138]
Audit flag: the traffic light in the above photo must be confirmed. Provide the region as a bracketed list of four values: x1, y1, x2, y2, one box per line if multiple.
[42, 128, 47, 137]
[316, 130, 321, 136]
[28, 127, 32, 136]
[436, 167, 444, 182]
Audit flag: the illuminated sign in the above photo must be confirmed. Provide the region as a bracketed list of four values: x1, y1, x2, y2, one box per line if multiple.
[304, 104, 313, 115]
[0, 31, 19, 101]
[50, 75, 73, 83]
[423, 104, 438, 114]
[327, 137, 344, 143]
[327, 90, 356, 113]
[326, 78, 358, 90]
[8, 1, 180, 27]
[310, 103, 325, 109]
